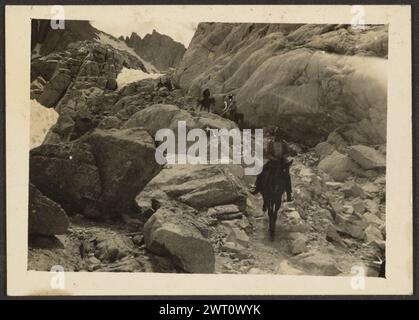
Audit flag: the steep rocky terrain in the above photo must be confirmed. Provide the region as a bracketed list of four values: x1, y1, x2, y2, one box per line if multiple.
[174, 23, 387, 146]
[123, 30, 186, 71]
[28, 22, 386, 277]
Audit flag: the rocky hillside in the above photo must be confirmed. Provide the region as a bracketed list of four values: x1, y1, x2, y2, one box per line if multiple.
[174, 23, 388, 146]
[122, 30, 186, 71]
[28, 22, 386, 277]
[31, 39, 148, 107]
[28, 81, 386, 276]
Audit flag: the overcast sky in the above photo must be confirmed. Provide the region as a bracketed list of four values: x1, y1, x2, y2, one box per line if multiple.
[91, 19, 198, 48]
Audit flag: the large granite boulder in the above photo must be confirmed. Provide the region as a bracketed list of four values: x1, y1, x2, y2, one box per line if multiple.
[82, 128, 162, 215]
[140, 164, 247, 211]
[143, 207, 215, 273]
[30, 141, 102, 214]
[317, 150, 360, 181]
[122, 104, 197, 137]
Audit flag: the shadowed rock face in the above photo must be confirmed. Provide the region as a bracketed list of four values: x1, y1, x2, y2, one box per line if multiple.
[174, 23, 388, 146]
[29, 183, 69, 236]
[30, 141, 102, 213]
[30, 128, 163, 218]
[82, 128, 162, 216]
[124, 30, 186, 71]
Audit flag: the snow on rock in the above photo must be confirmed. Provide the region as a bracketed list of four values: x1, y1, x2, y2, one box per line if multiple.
[30, 99, 58, 149]
[96, 32, 159, 73]
[116, 67, 161, 89]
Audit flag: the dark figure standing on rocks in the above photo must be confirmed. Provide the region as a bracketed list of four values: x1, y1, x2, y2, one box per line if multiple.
[197, 88, 215, 112]
[251, 136, 293, 241]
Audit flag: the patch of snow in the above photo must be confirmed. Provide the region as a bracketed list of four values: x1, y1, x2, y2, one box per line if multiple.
[96, 32, 159, 73]
[30, 99, 59, 149]
[116, 67, 162, 89]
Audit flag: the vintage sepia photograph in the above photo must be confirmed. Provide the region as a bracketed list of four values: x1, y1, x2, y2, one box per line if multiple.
[5, 5, 412, 296]
[28, 17, 388, 276]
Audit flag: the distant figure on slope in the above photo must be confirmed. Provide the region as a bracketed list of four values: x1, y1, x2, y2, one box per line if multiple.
[221, 94, 236, 118]
[221, 94, 244, 128]
[197, 88, 215, 112]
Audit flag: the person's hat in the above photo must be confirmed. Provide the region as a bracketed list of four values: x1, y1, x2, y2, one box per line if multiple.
[265, 139, 287, 160]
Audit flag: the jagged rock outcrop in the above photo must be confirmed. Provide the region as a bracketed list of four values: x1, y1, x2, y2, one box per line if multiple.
[174, 23, 388, 146]
[30, 37, 150, 144]
[124, 30, 186, 71]
[30, 21, 149, 101]
[32, 39, 147, 91]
